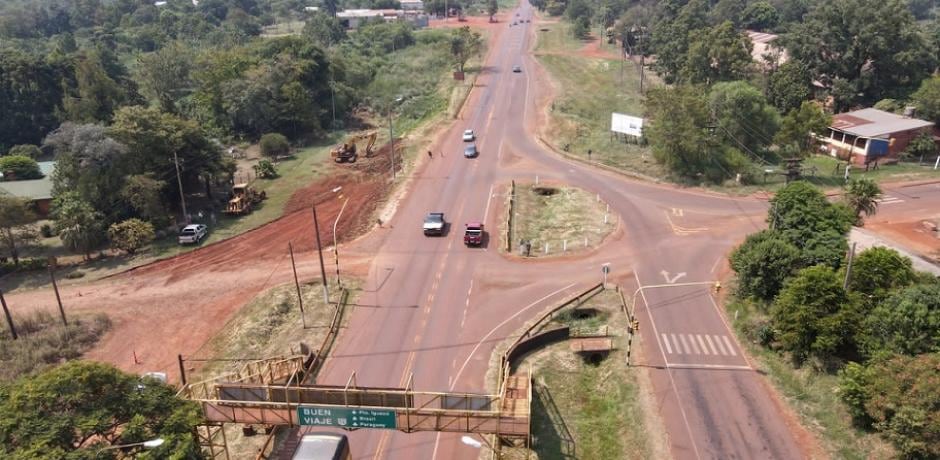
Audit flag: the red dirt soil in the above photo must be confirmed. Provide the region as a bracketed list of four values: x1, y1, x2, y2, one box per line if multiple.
[866, 220, 940, 262]
[4, 142, 398, 381]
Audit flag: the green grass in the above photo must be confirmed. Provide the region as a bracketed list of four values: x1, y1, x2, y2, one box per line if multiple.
[725, 297, 894, 459]
[503, 289, 654, 459]
[509, 183, 615, 257]
[0, 310, 111, 382]
[534, 21, 668, 180]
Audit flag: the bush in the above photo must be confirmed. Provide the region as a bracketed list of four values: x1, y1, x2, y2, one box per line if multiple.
[107, 218, 155, 255]
[39, 223, 53, 238]
[0, 311, 111, 381]
[259, 133, 290, 158]
[0, 155, 43, 180]
[0, 258, 47, 276]
[253, 159, 278, 179]
[5, 144, 42, 159]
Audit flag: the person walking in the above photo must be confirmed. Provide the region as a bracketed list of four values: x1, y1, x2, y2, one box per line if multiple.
[427, 150, 433, 159]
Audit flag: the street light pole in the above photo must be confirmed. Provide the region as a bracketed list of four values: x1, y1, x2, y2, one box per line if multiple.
[388, 105, 395, 180]
[172, 150, 188, 224]
[332, 197, 350, 287]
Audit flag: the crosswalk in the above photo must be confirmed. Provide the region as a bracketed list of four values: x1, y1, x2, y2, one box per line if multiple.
[877, 195, 904, 205]
[660, 333, 738, 356]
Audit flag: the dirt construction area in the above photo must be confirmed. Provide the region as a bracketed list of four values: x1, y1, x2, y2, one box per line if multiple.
[2, 142, 401, 381]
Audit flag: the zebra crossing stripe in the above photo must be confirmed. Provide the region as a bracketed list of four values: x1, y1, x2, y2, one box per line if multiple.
[713, 335, 727, 355]
[722, 335, 737, 356]
[671, 334, 682, 354]
[661, 334, 673, 354]
[679, 334, 691, 354]
[704, 335, 718, 354]
[696, 335, 710, 355]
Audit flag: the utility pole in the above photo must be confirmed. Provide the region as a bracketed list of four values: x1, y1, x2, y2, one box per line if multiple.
[288, 242, 307, 328]
[311, 207, 330, 305]
[843, 242, 857, 290]
[333, 198, 350, 287]
[172, 150, 189, 224]
[1, 289, 17, 340]
[388, 106, 395, 180]
[48, 266, 67, 327]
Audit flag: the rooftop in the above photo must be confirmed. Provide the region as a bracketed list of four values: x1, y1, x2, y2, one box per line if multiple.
[0, 161, 55, 200]
[831, 108, 935, 138]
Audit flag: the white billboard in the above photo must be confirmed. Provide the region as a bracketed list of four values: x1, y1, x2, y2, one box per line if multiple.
[611, 113, 644, 137]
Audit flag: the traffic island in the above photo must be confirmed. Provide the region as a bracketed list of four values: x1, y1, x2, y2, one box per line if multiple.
[486, 285, 668, 459]
[502, 181, 617, 258]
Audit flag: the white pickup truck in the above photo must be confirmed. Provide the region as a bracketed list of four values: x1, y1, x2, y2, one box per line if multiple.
[423, 213, 445, 236]
[178, 224, 208, 244]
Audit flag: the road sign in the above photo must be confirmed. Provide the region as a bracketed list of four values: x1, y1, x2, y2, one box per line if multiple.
[297, 406, 397, 429]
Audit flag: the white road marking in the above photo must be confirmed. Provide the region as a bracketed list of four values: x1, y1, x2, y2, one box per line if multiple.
[722, 336, 737, 356]
[482, 184, 495, 223]
[671, 334, 682, 355]
[666, 363, 753, 371]
[710, 256, 722, 274]
[696, 335, 709, 355]
[705, 335, 718, 355]
[679, 334, 691, 354]
[661, 334, 673, 354]
[660, 270, 687, 284]
[688, 335, 701, 354]
[713, 335, 728, 355]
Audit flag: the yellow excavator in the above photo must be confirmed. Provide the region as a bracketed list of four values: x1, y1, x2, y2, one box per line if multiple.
[330, 132, 377, 163]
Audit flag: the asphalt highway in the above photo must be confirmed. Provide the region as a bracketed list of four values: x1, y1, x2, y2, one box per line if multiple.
[314, 2, 810, 458]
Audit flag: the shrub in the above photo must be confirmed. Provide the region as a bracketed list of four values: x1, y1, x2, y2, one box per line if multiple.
[107, 218, 155, 255]
[0, 311, 111, 381]
[259, 133, 290, 158]
[39, 223, 53, 238]
[0, 258, 47, 276]
[253, 159, 278, 179]
[5, 144, 42, 159]
[0, 155, 43, 180]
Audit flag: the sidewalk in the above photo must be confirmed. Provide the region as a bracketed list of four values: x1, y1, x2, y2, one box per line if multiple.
[849, 227, 940, 276]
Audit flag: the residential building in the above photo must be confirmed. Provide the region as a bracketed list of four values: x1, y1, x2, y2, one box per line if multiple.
[0, 161, 55, 216]
[819, 108, 936, 164]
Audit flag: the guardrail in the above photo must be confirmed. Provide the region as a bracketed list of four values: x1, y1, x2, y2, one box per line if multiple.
[506, 180, 516, 253]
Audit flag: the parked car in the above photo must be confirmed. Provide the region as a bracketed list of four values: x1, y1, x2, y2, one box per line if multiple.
[423, 213, 445, 236]
[462, 129, 475, 141]
[178, 224, 208, 244]
[464, 144, 479, 158]
[512, 65, 522, 73]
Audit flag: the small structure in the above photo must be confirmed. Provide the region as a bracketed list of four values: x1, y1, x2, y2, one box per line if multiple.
[0, 161, 55, 216]
[336, 9, 428, 29]
[746, 31, 787, 69]
[400, 0, 424, 11]
[819, 108, 937, 165]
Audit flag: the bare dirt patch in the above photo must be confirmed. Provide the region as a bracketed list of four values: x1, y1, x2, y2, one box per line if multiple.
[865, 220, 940, 262]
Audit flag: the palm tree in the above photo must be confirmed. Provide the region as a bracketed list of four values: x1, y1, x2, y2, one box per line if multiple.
[843, 178, 882, 225]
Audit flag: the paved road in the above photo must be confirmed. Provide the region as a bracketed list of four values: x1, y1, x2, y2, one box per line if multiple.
[313, 2, 807, 459]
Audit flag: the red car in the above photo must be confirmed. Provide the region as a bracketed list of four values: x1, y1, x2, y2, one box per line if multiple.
[463, 222, 484, 246]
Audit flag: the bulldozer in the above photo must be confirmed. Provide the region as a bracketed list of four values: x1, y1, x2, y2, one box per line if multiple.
[330, 132, 377, 163]
[224, 183, 267, 215]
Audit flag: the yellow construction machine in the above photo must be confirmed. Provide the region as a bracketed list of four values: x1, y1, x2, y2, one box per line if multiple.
[224, 183, 267, 215]
[330, 132, 377, 163]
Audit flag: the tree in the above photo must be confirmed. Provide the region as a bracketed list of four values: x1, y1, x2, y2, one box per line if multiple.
[0, 50, 66, 151]
[0, 155, 43, 180]
[741, 1, 779, 30]
[52, 192, 104, 260]
[839, 354, 940, 458]
[302, 12, 346, 47]
[645, 85, 739, 182]
[43, 123, 128, 223]
[911, 75, 940, 124]
[0, 361, 201, 458]
[487, 0, 498, 21]
[774, 101, 831, 155]
[860, 283, 940, 359]
[845, 247, 915, 301]
[0, 195, 37, 265]
[5, 144, 42, 159]
[729, 230, 803, 301]
[121, 175, 168, 225]
[708, 81, 780, 155]
[709, 0, 746, 27]
[904, 130, 938, 161]
[682, 22, 753, 85]
[765, 62, 812, 113]
[781, 0, 936, 104]
[771, 265, 859, 363]
[769, 181, 854, 243]
[108, 218, 155, 254]
[450, 26, 482, 74]
[61, 50, 129, 123]
[842, 178, 882, 225]
[650, 0, 709, 83]
[136, 42, 196, 114]
[259, 133, 290, 158]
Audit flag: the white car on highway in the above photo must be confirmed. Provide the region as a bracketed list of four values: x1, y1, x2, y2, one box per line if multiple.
[462, 129, 475, 142]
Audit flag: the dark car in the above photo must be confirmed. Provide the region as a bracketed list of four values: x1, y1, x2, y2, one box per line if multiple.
[463, 144, 479, 158]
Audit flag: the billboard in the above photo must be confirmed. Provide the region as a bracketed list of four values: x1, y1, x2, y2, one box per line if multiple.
[611, 113, 644, 137]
